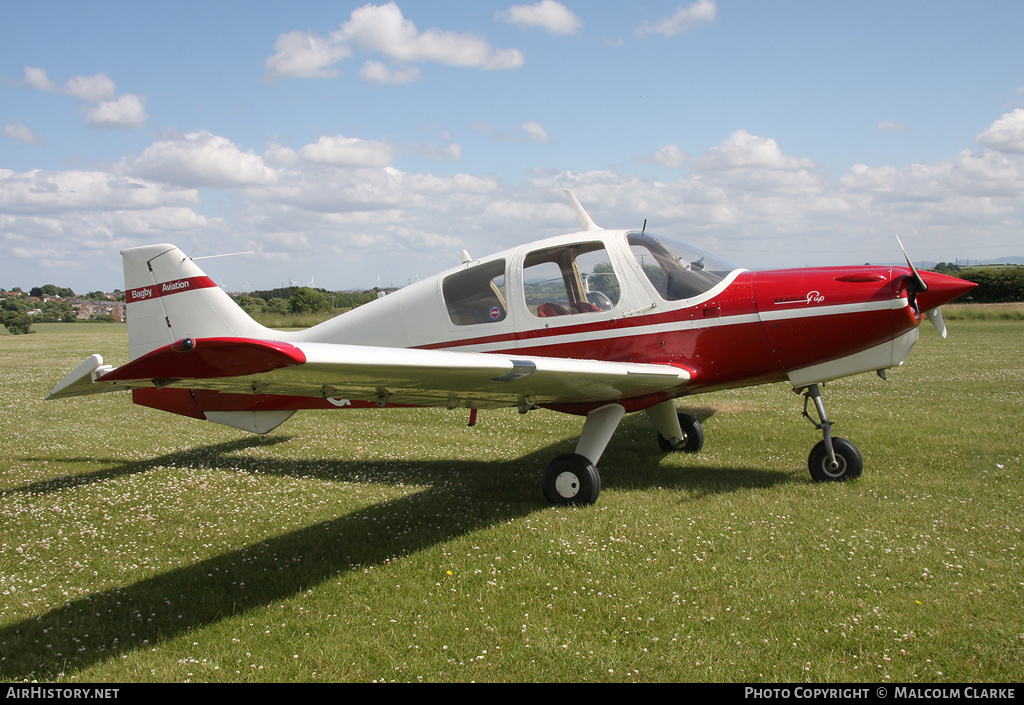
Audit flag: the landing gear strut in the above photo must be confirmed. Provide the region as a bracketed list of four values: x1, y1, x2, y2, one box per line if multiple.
[541, 401, 706, 506]
[542, 403, 624, 506]
[647, 400, 704, 453]
[801, 384, 863, 482]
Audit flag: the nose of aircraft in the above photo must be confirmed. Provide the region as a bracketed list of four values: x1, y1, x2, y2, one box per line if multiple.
[913, 270, 978, 312]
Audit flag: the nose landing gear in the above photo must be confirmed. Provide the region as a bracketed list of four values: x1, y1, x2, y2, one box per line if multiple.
[800, 384, 863, 482]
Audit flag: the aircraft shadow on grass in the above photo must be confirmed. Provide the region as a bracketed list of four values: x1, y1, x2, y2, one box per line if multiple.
[0, 412, 792, 680]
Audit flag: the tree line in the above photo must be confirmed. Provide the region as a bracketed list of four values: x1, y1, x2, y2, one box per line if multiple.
[1, 282, 383, 335]
[1, 289, 91, 334]
[231, 286, 382, 316]
[4, 267, 1022, 335]
[932, 263, 1024, 303]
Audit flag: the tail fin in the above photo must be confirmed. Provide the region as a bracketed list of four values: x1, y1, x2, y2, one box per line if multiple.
[122, 244, 271, 360]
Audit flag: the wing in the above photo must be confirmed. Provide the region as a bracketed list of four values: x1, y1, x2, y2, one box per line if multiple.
[47, 337, 692, 410]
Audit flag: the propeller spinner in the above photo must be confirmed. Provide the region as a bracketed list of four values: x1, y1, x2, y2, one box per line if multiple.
[896, 234, 976, 338]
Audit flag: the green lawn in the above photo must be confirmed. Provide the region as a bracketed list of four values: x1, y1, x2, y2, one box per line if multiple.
[1, 321, 1021, 682]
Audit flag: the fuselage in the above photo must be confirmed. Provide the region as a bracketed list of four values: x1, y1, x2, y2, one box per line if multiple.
[118, 228, 976, 422]
[288, 228, 972, 401]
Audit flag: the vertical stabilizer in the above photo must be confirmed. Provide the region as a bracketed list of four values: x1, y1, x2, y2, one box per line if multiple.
[122, 244, 272, 360]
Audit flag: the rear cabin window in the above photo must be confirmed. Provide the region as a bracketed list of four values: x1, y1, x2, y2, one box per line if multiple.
[523, 243, 620, 317]
[442, 259, 507, 325]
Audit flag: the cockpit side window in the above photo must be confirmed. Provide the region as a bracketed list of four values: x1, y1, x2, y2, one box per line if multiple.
[443, 259, 507, 325]
[627, 232, 735, 301]
[523, 243, 619, 317]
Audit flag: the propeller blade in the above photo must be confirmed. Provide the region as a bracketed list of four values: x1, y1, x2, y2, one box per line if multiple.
[896, 234, 928, 292]
[927, 307, 948, 339]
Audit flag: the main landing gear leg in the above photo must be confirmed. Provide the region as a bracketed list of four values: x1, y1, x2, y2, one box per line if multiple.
[801, 384, 863, 482]
[542, 403, 625, 506]
[647, 400, 704, 453]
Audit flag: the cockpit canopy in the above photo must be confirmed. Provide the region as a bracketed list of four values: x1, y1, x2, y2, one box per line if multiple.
[441, 231, 740, 326]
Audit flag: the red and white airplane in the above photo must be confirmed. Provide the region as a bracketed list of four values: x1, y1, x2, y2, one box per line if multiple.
[48, 191, 975, 505]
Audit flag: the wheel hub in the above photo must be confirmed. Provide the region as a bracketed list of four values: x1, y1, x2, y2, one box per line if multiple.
[822, 457, 845, 478]
[553, 471, 580, 498]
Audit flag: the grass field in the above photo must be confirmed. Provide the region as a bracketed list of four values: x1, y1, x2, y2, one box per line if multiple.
[944, 302, 1024, 320]
[1, 320, 1021, 683]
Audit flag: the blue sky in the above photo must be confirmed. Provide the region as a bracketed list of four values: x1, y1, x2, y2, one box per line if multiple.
[3, 0, 1024, 293]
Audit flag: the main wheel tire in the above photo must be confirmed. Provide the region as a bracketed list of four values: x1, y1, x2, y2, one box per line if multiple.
[657, 413, 704, 453]
[542, 453, 601, 506]
[808, 437, 863, 482]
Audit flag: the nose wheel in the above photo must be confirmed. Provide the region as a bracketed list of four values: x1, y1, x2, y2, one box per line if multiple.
[801, 384, 863, 482]
[808, 437, 863, 481]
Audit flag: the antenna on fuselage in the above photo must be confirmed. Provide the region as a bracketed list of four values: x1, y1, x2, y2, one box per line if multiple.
[565, 189, 600, 231]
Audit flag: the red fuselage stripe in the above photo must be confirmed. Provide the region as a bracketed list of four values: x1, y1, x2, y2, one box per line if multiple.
[126, 276, 218, 303]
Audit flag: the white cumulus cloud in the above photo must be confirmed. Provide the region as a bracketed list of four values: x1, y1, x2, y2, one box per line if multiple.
[131, 132, 278, 188]
[0, 168, 199, 213]
[976, 108, 1024, 154]
[21, 66, 147, 130]
[642, 144, 689, 169]
[497, 1, 584, 35]
[83, 94, 148, 129]
[636, 0, 718, 37]
[521, 121, 551, 143]
[472, 120, 552, 143]
[876, 121, 909, 132]
[358, 60, 422, 84]
[699, 130, 816, 172]
[408, 141, 463, 161]
[4, 122, 44, 145]
[22, 66, 58, 92]
[298, 135, 395, 168]
[264, 30, 353, 81]
[334, 2, 524, 70]
[265, 2, 524, 80]
[64, 73, 117, 103]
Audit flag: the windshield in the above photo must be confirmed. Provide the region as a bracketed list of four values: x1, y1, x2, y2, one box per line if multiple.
[627, 231, 739, 301]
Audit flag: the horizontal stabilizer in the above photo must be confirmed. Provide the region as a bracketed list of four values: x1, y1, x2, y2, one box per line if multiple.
[45, 354, 117, 400]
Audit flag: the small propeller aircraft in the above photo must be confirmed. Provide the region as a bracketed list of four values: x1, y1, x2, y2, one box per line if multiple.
[48, 191, 976, 505]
